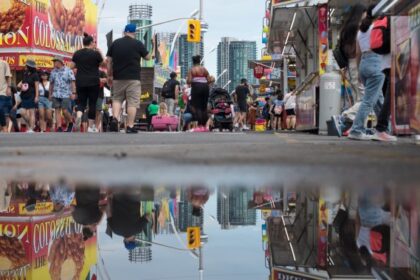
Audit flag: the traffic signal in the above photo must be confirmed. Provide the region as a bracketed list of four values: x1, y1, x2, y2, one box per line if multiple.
[187, 227, 201, 249]
[187, 19, 201, 43]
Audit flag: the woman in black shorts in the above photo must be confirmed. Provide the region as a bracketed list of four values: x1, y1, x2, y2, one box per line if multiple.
[284, 91, 297, 130]
[187, 55, 210, 132]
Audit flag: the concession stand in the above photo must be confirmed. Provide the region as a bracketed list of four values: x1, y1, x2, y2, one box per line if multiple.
[0, 0, 98, 83]
[0, 189, 98, 280]
[373, 0, 420, 135]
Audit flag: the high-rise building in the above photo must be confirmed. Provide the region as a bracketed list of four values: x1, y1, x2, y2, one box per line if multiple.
[177, 189, 204, 232]
[178, 34, 204, 80]
[217, 187, 231, 230]
[229, 41, 257, 93]
[217, 39, 257, 93]
[217, 187, 256, 228]
[217, 37, 236, 90]
[128, 4, 154, 68]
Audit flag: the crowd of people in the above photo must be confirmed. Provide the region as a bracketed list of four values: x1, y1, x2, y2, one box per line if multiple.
[0, 181, 210, 251]
[0, 22, 298, 135]
[0, 9, 396, 139]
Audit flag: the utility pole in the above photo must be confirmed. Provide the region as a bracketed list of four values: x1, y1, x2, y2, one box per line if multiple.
[199, 246, 203, 280]
[199, 0, 203, 20]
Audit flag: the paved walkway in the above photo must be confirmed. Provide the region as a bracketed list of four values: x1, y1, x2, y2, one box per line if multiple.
[0, 132, 419, 187]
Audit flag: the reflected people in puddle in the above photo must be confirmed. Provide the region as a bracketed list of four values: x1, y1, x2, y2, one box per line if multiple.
[106, 189, 153, 251]
[0, 182, 418, 280]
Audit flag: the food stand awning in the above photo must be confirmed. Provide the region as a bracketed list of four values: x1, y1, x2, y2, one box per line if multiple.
[268, 1, 322, 55]
[373, 0, 417, 15]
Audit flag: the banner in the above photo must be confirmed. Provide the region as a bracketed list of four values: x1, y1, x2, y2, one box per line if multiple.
[254, 64, 265, 79]
[0, 212, 97, 280]
[318, 4, 328, 75]
[316, 197, 328, 268]
[391, 16, 411, 134]
[0, 0, 98, 56]
[272, 267, 328, 280]
[409, 3, 420, 134]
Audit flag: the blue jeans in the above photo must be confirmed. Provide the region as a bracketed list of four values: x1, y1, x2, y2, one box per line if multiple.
[350, 53, 385, 135]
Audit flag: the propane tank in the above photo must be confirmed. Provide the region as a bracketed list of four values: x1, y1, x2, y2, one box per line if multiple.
[319, 65, 342, 134]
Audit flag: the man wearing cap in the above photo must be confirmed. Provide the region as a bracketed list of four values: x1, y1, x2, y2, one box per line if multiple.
[49, 56, 76, 132]
[0, 59, 12, 133]
[106, 23, 155, 133]
[106, 191, 151, 251]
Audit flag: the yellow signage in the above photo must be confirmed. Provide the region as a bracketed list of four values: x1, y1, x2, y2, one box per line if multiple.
[18, 202, 54, 215]
[19, 55, 55, 68]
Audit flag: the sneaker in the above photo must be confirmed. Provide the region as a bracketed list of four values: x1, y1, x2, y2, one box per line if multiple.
[26, 129, 34, 134]
[56, 127, 63, 133]
[66, 122, 74, 133]
[126, 126, 138, 134]
[242, 125, 250, 131]
[234, 123, 239, 129]
[372, 131, 397, 142]
[331, 116, 342, 137]
[87, 127, 97, 133]
[348, 132, 373, 141]
[190, 127, 204, 132]
[109, 118, 119, 132]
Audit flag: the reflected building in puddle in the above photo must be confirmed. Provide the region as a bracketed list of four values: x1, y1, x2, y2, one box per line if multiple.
[217, 187, 256, 229]
[177, 189, 204, 232]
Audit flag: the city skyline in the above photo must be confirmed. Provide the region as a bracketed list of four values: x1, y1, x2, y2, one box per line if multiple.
[98, 0, 265, 76]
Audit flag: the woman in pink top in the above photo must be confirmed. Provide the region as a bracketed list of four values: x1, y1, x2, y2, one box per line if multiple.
[187, 55, 211, 132]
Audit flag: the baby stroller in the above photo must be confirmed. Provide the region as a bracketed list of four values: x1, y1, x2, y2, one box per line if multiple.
[209, 88, 234, 131]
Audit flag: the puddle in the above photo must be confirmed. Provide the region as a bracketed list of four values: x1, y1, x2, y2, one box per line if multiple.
[0, 182, 418, 280]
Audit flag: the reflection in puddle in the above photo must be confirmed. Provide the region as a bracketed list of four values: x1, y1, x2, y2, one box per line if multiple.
[0, 182, 419, 280]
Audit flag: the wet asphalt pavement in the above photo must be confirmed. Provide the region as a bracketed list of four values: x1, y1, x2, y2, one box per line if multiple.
[0, 132, 419, 187]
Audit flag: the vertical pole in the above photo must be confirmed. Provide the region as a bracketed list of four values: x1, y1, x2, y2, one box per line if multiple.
[199, 0, 203, 20]
[283, 55, 288, 95]
[199, 246, 204, 280]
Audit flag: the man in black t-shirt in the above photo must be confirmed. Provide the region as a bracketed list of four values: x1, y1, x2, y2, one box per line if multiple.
[233, 78, 250, 130]
[72, 35, 103, 132]
[162, 72, 180, 116]
[106, 24, 155, 134]
[106, 192, 151, 251]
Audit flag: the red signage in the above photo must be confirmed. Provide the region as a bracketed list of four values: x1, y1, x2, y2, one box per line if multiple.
[0, 0, 98, 60]
[254, 65, 265, 79]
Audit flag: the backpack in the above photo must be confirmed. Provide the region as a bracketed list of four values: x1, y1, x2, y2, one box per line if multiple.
[370, 16, 391, 55]
[370, 225, 390, 255]
[161, 80, 171, 98]
[274, 104, 283, 116]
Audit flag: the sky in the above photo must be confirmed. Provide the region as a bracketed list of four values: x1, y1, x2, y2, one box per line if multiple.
[98, 191, 267, 280]
[97, 0, 265, 75]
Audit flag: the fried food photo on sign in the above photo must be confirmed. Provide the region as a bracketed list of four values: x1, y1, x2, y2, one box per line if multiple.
[49, 0, 86, 36]
[0, 236, 28, 272]
[0, 0, 27, 33]
[48, 233, 85, 280]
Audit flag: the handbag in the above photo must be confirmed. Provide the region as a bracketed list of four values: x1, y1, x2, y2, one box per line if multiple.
[333, 40, 348, 69]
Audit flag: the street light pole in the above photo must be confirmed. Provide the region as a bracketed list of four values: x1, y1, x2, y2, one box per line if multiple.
[199, 246, 204, 280]
[199, 0, 203, 20]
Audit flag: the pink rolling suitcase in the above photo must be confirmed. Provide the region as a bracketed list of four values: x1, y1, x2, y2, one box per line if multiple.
[151, 116, 179, 131]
